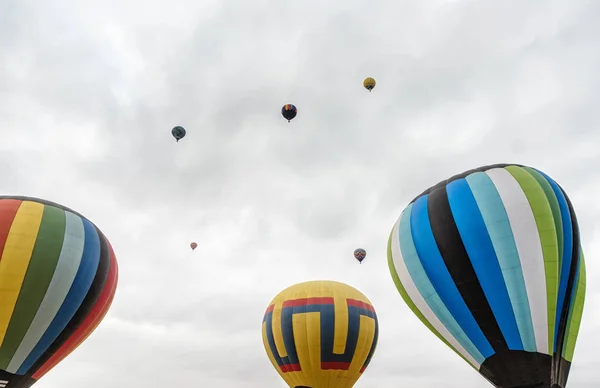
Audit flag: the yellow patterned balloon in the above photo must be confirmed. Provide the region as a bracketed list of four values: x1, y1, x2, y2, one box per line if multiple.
[262, 281, 379, 388]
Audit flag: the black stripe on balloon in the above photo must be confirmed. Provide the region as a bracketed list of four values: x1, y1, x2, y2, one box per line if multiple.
[427, 185, 509, 353]
[552, 186, 581, 387]
[28, 226, 112, 376]
[410, 163, 527, 204]
[0, 370, 36, 388]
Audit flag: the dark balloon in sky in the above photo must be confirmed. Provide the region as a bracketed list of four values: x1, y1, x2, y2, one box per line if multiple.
[172, 126, 186, 142]
[281, 104, 297, 122]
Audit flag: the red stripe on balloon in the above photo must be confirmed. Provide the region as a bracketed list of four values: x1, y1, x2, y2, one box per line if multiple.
[0, 199, 22, 259]
[321, 361, 351, 370]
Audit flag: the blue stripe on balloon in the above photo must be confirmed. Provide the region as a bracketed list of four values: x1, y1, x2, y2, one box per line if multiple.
[446, 178, 523, 350]
[263, 311, 284, 367]
[398, 204, 485, 364]
[17, 218, 101, 374]
[410, 196, 494, 358]
[534, 169, 573, 350]
[466, 172, 536, 351]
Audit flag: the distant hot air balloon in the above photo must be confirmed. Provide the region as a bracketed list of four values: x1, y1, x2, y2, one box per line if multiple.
[190, 242, 197, 251]
[171, 126, 186, 142]
[387, 164, 586, 388]
[281, 104, 297, 122]
[262, 280, 378, 388]
[0, 196, 118, 388]
[363, 77, 376, 92]
[354, 248, 367, 263]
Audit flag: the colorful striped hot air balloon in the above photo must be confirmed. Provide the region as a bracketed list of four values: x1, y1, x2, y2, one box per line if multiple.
[262, 280, 379, 388]
[0, 196, 118, 388]
[387, 164, 586, 388]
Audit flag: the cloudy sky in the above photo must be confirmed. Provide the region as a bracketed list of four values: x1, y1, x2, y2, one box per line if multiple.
[2, 0, 599, 387]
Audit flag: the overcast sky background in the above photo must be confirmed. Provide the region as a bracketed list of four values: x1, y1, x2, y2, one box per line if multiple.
[1, 0, 599, 387]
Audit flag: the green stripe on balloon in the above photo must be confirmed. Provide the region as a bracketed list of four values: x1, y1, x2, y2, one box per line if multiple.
[505, 165, 559, 354]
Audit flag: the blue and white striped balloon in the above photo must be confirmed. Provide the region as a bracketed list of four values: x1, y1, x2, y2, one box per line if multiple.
[387, 164, 586, 388]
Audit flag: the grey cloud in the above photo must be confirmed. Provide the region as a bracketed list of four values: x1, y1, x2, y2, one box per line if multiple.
[1, 0, 599, 387]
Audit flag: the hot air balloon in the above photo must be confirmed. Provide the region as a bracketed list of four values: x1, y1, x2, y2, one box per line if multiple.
[190, 242, 197, 251]
[171, 126, 186, 142]
[363, 77, 376, 92]
[354, 248, 367, 263]
[262, 280, 378, 388]
[0, 196, 118, 388]
[281, 104, 297, 122]
[387, 164, 586, 388]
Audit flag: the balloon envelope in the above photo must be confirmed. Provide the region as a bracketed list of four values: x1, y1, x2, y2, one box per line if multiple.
[354, 248, 366, 263]
[190, 242, 197, 251]
[281, 104, 297, 122]
[171, 126, 186, 141]
[387, 164, 586, 388]
[0, 196, 118, 387]
[363, 77, 376, 91]
[262, 280, 378, 388]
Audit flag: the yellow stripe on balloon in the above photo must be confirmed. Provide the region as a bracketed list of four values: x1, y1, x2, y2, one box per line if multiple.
[332, 285, 348, 355]
[307, 311, 323, 385]
[290, 312, 307, 386]
[286, 312, 310, 388]
[348, 315, 376, 379]
[0, 201, 44, 346]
